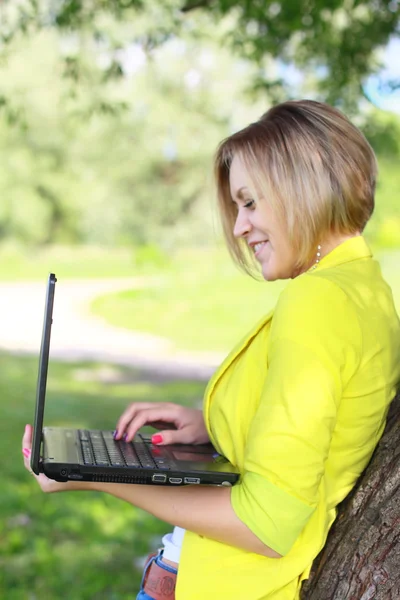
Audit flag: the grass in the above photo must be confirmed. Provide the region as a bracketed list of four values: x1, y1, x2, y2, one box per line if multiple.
[0, 245, 140, 281]
[91, 246, 286, 353]
[0, 353, 205, 599]
[91, 247, 400, 354]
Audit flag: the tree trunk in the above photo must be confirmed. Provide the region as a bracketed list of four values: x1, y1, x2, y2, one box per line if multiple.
[301, 390, 400, 600]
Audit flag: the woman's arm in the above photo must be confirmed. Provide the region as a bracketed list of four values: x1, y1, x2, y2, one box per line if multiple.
[22, 425, 281, 559]
[86, 480, 281, 557]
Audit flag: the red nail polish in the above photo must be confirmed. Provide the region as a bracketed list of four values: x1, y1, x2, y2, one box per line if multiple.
[151, 434, 163, 444]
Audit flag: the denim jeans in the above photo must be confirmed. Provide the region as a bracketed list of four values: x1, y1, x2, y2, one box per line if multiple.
[136, 550, 177, 600]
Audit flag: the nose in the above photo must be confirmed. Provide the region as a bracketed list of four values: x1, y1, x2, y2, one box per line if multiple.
[233, 208, 251, 238]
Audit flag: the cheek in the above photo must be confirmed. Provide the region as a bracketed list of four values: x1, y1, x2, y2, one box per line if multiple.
[270, 238, 295, 268]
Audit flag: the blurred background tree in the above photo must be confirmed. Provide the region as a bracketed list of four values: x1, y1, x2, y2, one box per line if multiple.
[1, 0, 399, 109]
[0, 0, 399, 250]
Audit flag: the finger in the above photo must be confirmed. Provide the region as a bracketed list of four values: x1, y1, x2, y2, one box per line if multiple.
[148, 420, 178, 431]
[152, 427, 197, 446]
[22, 447, 33, 473]
[125, 407, 181, 442]
[115, 403, 160, 439]
[117, 404, 177, 440]
[22, 424, 33, 453]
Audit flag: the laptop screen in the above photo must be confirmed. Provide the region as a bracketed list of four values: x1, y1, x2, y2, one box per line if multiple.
[31, 273, 57, 475]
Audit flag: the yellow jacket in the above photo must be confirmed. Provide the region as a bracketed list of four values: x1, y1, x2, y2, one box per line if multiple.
[176, 236, 400, 600]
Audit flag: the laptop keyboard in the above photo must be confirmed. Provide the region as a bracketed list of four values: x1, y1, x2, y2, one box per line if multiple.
[78, 430, 170, 470]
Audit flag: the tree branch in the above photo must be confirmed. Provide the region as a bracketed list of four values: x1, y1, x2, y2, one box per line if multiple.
[180, 0, 212, 13]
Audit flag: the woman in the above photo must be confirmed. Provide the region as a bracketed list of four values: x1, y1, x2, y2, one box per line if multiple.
[22, 100, 400, 600]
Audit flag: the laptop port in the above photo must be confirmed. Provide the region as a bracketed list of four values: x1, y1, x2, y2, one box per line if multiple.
[184, 477, 200, 484]
[152, 473, 167, 483]
[169, 477, 183, 484]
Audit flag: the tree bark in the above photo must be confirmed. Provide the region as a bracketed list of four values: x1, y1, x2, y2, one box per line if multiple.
[301, 390, 400, 599]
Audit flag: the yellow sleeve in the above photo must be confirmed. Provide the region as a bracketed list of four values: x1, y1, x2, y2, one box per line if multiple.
[230, 275, 362, 556]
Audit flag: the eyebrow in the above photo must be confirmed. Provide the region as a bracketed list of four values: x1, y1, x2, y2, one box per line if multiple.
[231, 186, 250, 202]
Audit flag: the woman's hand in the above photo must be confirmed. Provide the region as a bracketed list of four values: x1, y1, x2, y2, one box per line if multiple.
[22, 424, 76, 493]
[115, 403, 210, 446]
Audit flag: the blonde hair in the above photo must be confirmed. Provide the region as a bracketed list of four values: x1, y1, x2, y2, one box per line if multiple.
[215, 99, 377, 274]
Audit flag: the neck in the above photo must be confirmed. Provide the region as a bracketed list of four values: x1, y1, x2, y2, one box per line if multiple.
[297, 231, 361, 277]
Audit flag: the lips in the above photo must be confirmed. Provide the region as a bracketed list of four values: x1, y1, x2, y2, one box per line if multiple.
[251, 240, 268, 257]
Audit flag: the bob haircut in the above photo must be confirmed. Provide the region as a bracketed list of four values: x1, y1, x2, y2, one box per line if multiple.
[215, 99, 377, 275]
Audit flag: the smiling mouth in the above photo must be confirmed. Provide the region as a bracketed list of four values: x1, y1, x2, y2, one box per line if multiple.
[252, 241, 268, 255]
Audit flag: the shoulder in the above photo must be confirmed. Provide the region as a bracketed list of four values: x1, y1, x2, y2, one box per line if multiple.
[271, 272, 362, 352]
[274, 272, 355, 321]
[279, 271, 349, 306]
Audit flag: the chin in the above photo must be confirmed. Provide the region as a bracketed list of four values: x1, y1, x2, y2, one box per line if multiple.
[261, 263, 291, 282]
[261, 267, 278, 282]
[262, 272, 278, 282]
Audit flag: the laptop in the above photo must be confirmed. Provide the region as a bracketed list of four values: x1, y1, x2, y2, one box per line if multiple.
[31, 273, 239, 487]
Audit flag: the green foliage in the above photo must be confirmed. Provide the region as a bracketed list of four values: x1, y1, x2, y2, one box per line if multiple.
[0, 352, 205, 599]
[358, 110, 400, 247]
[362, 109, 400, 158]
[1, 0, 399, 111]
[223, 0, 400, 111]
[0, 24, 265, 247]
[0, 3, 399, 251]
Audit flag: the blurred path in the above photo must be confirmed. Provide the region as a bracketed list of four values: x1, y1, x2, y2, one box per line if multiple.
[0, 279, 224, 381]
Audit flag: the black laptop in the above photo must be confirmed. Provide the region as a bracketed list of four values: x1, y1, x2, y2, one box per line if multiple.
[31, 273, 239, 487]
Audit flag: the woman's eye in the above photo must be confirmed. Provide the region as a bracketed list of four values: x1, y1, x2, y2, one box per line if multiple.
[244, 199, 255, 209]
